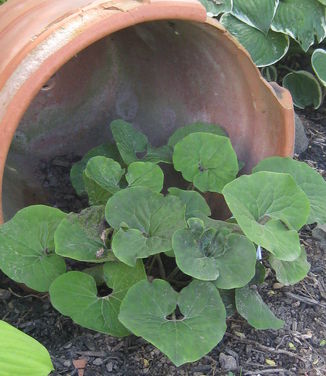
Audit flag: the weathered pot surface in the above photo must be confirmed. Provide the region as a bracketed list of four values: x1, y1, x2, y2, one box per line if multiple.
[0, 0, 294, 222]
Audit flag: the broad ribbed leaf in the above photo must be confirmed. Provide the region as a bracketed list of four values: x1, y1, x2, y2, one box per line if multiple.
[199, 0, 232, 16]
[126, 162, 164, 193]
[312, 49, 326, 86]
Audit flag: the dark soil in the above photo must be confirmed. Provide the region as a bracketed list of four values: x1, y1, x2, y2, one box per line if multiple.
[1, 110, 326, 376]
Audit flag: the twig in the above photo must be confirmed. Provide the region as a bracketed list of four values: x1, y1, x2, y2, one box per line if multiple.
[284, 291, 326, 307]
[8, 287, 48, 300]
[243, 368, 288, 375]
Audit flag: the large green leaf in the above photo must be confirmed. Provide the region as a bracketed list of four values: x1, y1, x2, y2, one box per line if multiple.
[0, 320, 53, 376]
[172, 218, 256, 287]
[232, 0, 279, 34]
[168, 122, 227, 148]
[199, 0, 233, 16]
[235, 285, 284, 329]
[0, 205, 66, 292]
[49, 261, 146, 336]
[253, 157, 326, 224]
[269, 247, 310, 285]
[83, 156, 125, 205]
[119, 279, 227, 366]
[126, 162, 164, 193]
[272, 0, 326, 52]
[70, 143, 121, 196]
[221, 14, 289, 67]
[143, 145, 173, 164]
[222, 172, 310, 261]
[168, 188, 211, 219]
[173, 132, 238, 193]
[312, 49, 326, 87]
[54, 206, 115, 263]
[283, 71, 322, 110]
[106, 187, 186, 266]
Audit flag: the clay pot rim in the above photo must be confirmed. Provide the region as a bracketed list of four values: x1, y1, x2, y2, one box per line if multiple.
[0, 0, 293, 223]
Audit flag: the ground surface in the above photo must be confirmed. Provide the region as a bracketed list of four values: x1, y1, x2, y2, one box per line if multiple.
[0, 109, 326, 376]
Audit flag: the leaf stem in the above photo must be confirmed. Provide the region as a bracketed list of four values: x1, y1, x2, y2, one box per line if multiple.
[155, 254, 166, 279]
[167, 266, 180, 280]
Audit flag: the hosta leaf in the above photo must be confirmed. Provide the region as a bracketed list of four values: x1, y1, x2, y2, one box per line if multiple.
[106, 187, 186, 266]
[272, 0, 326, 52]
[0, 320, 53, 376]
[222, 172, 310, 261]
[317, 0, 326, 4]
[0, 205, 66, 292]
[312, 49, 326, 86]
[232, 0, 279, 34]
[49, 261, 146, 336]
[168, 122, 227, 148]
[235, 285, 284, 329]
[83, 156, 124, 205]
[283, 71, 322, 110]
[168, 188, 211, 219]
[221, 14, 289, 67]
[253, 157, 326, 224]
[173, 132, 238, 193]
[251, 262, 266, 285]
[111, 119, 148, 165]
[54, 206, 115, 263]
[143, 145, 173, 164]
[119, 279, 227, 366]
[269, 247, 310, 285]
[199, 0, 232, 17]
[70, 143, 121, 196]
[126, 162, 164, 193]
[173, 218, 256, 287]
[219, 289, 236, 318]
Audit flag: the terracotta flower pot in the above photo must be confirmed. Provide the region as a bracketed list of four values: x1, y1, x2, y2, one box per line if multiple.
[0, 0, 294, 222]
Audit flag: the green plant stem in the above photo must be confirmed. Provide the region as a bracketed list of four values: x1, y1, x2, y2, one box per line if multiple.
[277, 64, 296, 73]
[155, 254, 166, 279]
[147, 256, 156, 275]
[167, 266, 180, 281]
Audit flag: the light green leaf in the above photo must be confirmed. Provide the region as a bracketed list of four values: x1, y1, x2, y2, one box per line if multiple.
[235, 285, 284, 329]
[173, 219, 256, 287]
[312, 49, 326, 86]
[222, 172, 310, 261]
[83, 156, 124, 205]
[111, 119, 148, 165]
[106, 187, 186, 266]
[119, 279, 227, 366]
[173, 132, 238, 193]
[143, 145, 173, 164]
[168, 188, 211, 219]
[54, 206, 115, 263]
[317, 0, 326, 4]
[126, 162, 164, 193]
[0, 205, 66, 292]
[272, 0, 326, 52]
[70, 143, 121, 196]
[232, 0, 279, 34]
[199, 0, 232, 16]
[269, 247, 310, 285]
[221, 13, 289, 67]
[49, 261, 146, 336]
[253, 157, 326, 224]
[283, 71, 322, 109]
[0, 320, 53, 376]
[168, 122, 227, 148]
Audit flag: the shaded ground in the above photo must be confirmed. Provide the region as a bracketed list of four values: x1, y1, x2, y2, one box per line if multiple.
[0, 110, 326, 376]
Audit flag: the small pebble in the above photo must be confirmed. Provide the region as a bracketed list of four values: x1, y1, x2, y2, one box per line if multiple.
[63, 360, 71, 367]
[106, 362, 113, 372]
[219, 353, 237, 371]
[93, 358, 103, 366]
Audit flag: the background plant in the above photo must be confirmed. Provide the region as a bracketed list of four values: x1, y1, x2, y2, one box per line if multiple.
[200, 0, 326, 109]
[0, 119, 325, 366]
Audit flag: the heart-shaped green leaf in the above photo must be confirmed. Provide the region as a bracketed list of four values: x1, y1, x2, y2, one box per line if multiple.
[111, 119, 148, 165]
[312, 49, 326, 86]
[143, 145, 173, 164]
[126, 162, 164, 193]
[54, 206, 115, 263]
[199, 0, 232, 17]
[168, 122, 227, 148]
[282, 71, 322, 109]
[168, 188, 211, 219]
[49, 261, 146, 336]
[106, 187, 186, 266]
[70, 143, 121, 196]
[0, 320, 53, 376]
[173, 132, 238, 193]
[272, 0, 326, 52]
[253, 157, 326, 224]
[232, 0, 279, 34]
[269, 247, 310, 285]
[223, 172, 310, 261]
[235, 285, 284, 329]
[173, 218, 256, 288]
[221, 14, 289, 67]
[0, 205, 66, 292]
[119, 279, 227, 366]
